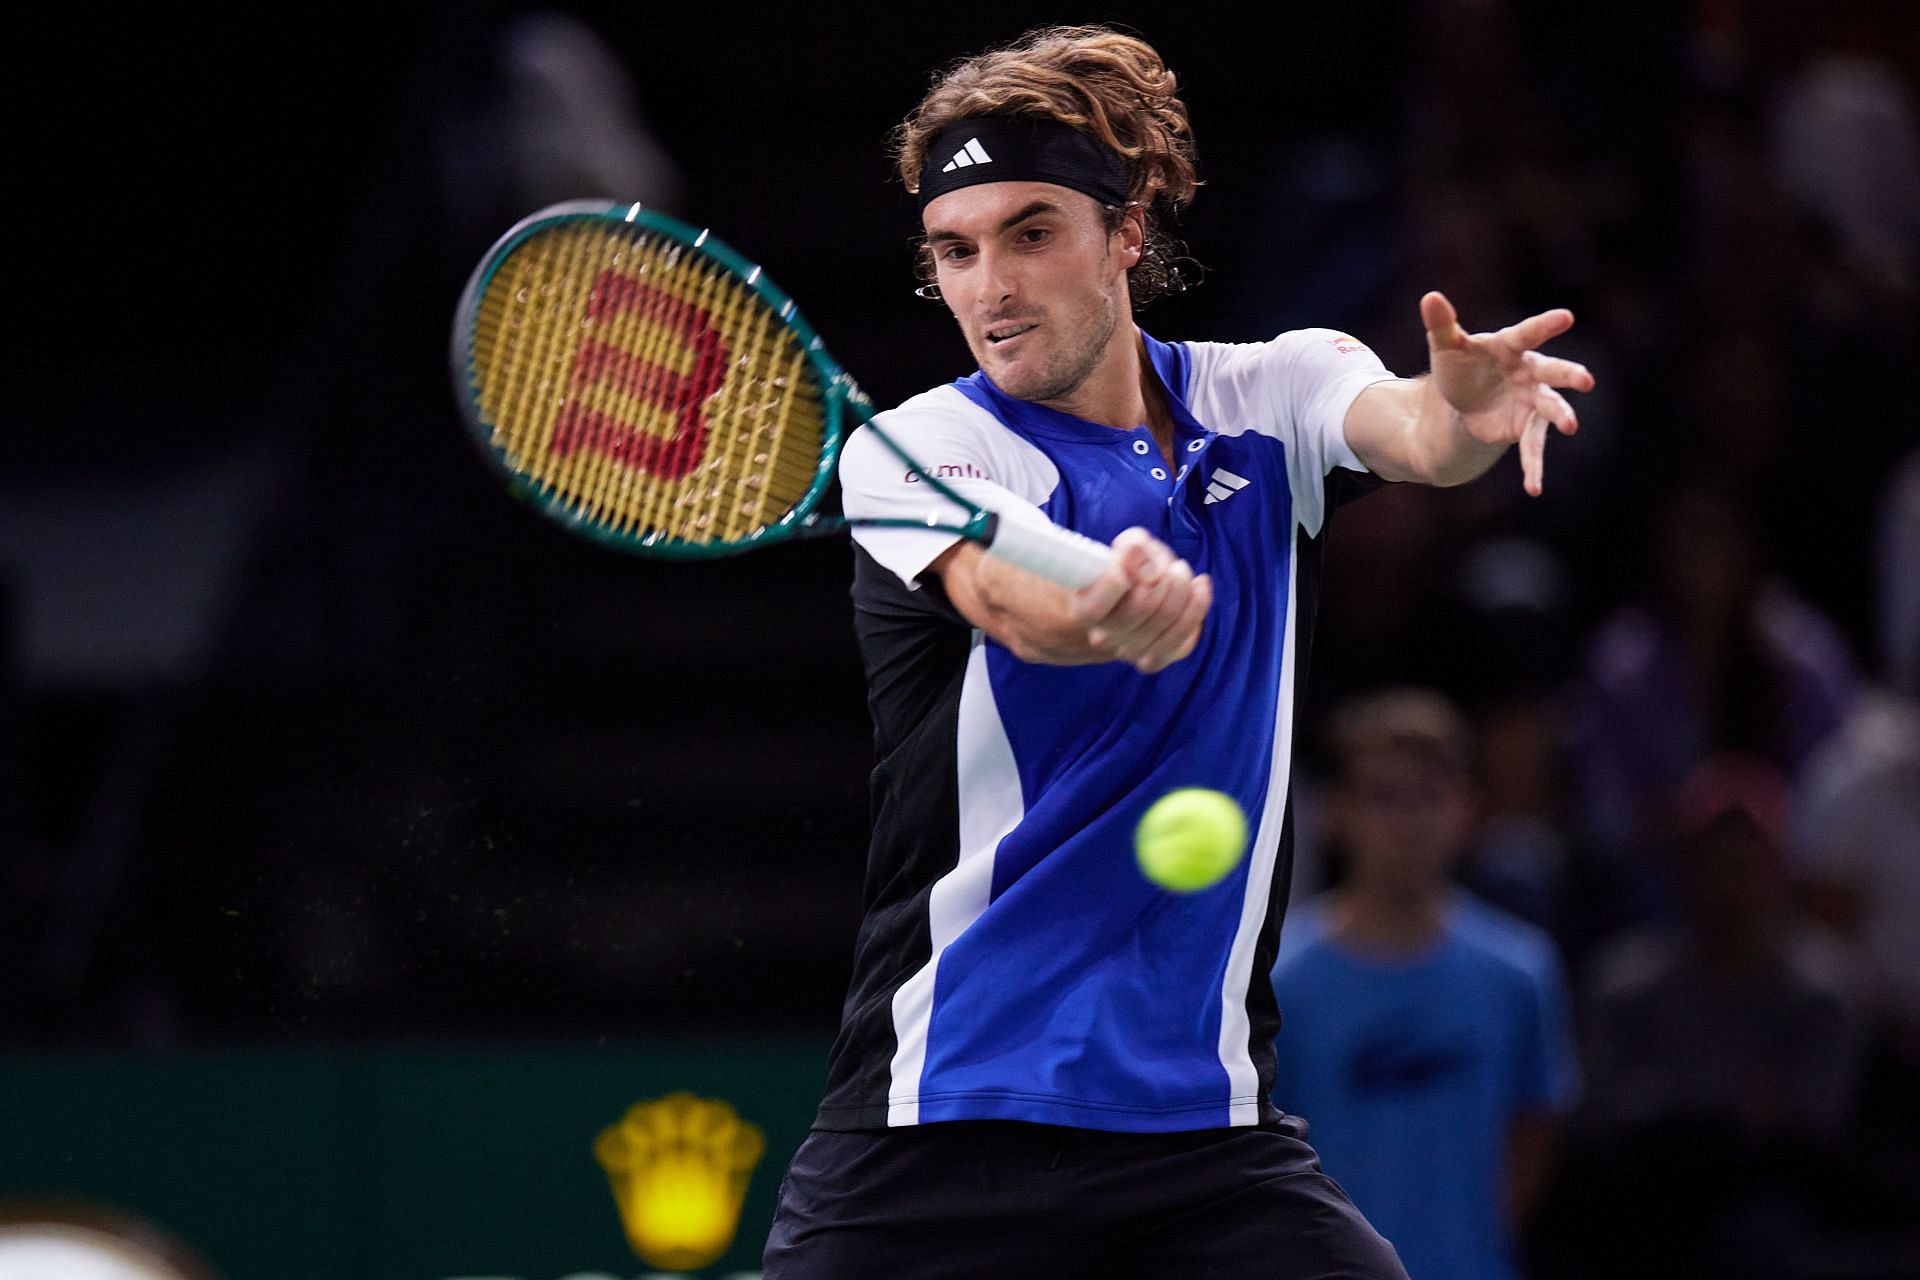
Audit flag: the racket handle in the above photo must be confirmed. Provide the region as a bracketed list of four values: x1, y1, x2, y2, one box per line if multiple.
[982, 511, 1115, 589]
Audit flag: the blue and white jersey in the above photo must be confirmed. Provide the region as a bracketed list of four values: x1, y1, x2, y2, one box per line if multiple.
[818, 329, 1397, 1133]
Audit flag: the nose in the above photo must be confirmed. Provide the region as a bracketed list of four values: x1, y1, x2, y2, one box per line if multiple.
[977, 243, 1020, 309]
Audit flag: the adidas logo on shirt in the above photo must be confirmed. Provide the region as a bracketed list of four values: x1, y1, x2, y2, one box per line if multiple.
[940, 138, 993, 172]
[1204, 468, 1251, 505]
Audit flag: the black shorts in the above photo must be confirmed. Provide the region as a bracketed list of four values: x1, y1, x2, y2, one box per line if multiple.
[762, 1116, 1408, 1280]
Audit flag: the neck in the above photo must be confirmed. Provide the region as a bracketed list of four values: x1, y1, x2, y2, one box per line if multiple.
[1038, 321, 1163, 436]
[1329, 884, 1449, 954]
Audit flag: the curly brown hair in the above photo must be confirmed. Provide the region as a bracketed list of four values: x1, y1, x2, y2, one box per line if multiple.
[892, 25, 1202, 308]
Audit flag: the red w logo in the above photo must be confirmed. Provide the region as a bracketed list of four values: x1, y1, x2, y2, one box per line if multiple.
[549, 271, 730, 480]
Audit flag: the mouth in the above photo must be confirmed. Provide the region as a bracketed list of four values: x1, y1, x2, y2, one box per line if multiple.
[984, 322, 1038, 347]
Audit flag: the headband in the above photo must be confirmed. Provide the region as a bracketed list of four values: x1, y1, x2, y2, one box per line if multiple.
[917, 116, 1132, 211]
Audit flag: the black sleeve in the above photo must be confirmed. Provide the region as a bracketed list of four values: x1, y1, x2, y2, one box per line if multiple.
[849, 543, 972, 760]
[1326, 465, 1392, 514]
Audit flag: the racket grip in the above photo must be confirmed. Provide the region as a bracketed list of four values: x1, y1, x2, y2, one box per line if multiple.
[982, 512, 1115, 589]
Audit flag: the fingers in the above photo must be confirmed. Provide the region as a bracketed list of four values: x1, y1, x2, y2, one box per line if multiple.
[1516, 354, 1585, 496]
[1110, 558, 1194, 666]
[1519, 382, 1580, 496]
[1075, 527, 1212, 672]
[1070, 565, 1133, 630]
[1069, 527, 1154, 628]
[1420, 291, 1467, 350]
[1099, 540, 1180, 652]
[1135, 573, 1213, 673]
[1412, 294, 1590, 499]
[1503, 307, 1575, 353]
[1081, 528, 1173, 644]
[1426, 297, 1586, 363]
[1522, 348, 1595, 393]
[1519, 413, 1548, 497]
[1534, 382, 1579, 436]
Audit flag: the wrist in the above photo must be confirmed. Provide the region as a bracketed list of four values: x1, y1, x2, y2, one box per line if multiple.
[1411, 378, 1507, 485]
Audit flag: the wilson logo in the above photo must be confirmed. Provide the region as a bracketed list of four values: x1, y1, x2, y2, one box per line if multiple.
[548, 270, 729, 479]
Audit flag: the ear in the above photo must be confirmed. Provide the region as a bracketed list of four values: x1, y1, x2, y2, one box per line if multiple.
[1118, 204, 1146, 267]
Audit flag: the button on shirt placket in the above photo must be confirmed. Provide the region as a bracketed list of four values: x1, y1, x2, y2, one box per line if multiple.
[1130, 433, 1175, 498]
[1172, 434, 1214, 503]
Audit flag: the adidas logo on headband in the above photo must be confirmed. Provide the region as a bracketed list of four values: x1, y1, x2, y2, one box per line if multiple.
[941, 138, 993, 172]
[917, 117, 1128, 209]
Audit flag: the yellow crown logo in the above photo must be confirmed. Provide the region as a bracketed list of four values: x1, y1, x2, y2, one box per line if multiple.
[594, 1092, 767, 1273]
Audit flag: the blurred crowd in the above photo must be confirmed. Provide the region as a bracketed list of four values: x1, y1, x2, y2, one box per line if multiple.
[1266, 2, 1920, 1274]
[4, 0, 1917, 1275]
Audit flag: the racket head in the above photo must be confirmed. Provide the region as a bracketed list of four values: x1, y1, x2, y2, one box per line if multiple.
[451, 200, 853, 557]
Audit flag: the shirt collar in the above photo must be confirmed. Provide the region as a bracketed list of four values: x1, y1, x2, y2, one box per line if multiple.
[951, 330, 1204, 445]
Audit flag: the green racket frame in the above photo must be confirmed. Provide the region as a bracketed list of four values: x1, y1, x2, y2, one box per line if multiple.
[450, 199, 994, 560]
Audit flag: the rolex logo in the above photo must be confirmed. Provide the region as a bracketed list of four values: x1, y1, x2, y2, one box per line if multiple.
[594, 1092, 767, 1272]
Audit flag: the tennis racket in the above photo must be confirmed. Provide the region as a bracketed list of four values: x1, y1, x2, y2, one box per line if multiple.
[450, 200, 1116, 587]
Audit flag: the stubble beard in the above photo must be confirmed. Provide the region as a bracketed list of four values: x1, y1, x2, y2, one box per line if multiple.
[976, 276, 1121, 405]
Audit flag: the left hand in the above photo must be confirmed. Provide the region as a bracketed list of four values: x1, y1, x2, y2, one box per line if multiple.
[1422, 291, 1596, 497]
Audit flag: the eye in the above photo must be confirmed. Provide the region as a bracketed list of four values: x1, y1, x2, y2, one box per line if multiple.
[939, 243, 974, 263]
[1017, 226, 1049, 245]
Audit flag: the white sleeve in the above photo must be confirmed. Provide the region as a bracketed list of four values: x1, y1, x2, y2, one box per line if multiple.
[838, 390, 1061, 590]
[1267, 328, 1397, 483]
[1186, 329, 1399, 537]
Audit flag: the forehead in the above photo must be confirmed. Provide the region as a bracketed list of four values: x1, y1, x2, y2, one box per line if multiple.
[920, 180, 1100, 236]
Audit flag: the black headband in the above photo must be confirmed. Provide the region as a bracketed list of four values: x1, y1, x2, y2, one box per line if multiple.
[917, 116, 1131, 211]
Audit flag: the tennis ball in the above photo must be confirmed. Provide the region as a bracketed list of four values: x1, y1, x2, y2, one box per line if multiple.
[1135, 788, 1248, 893]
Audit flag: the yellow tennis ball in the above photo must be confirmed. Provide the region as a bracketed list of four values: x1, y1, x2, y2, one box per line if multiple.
[1135, 788, 1249, 893]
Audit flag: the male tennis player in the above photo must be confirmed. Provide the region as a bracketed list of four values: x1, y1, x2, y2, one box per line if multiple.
[764, 25, 1593, 1279]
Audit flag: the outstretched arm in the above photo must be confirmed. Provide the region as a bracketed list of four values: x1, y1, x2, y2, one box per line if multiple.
[1342, 292, 1596, 495]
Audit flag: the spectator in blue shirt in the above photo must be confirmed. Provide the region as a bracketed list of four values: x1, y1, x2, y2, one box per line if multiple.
[1273, 688, 1581, 1280]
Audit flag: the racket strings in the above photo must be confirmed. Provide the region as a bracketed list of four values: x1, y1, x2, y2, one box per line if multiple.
[708, 262, 822, 541]
[588, 234, 708, 537]
[470, 221, 825, 546]
[698, 283, 770, 542]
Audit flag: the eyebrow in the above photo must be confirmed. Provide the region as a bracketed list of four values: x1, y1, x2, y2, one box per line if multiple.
[925, 199, 1062, 245]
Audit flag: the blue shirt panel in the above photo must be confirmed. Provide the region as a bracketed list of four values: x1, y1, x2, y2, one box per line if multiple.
[912, 334, 1302, 1129]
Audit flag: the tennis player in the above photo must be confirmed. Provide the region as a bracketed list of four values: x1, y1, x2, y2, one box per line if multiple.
[764, 25, 1594, 1279]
